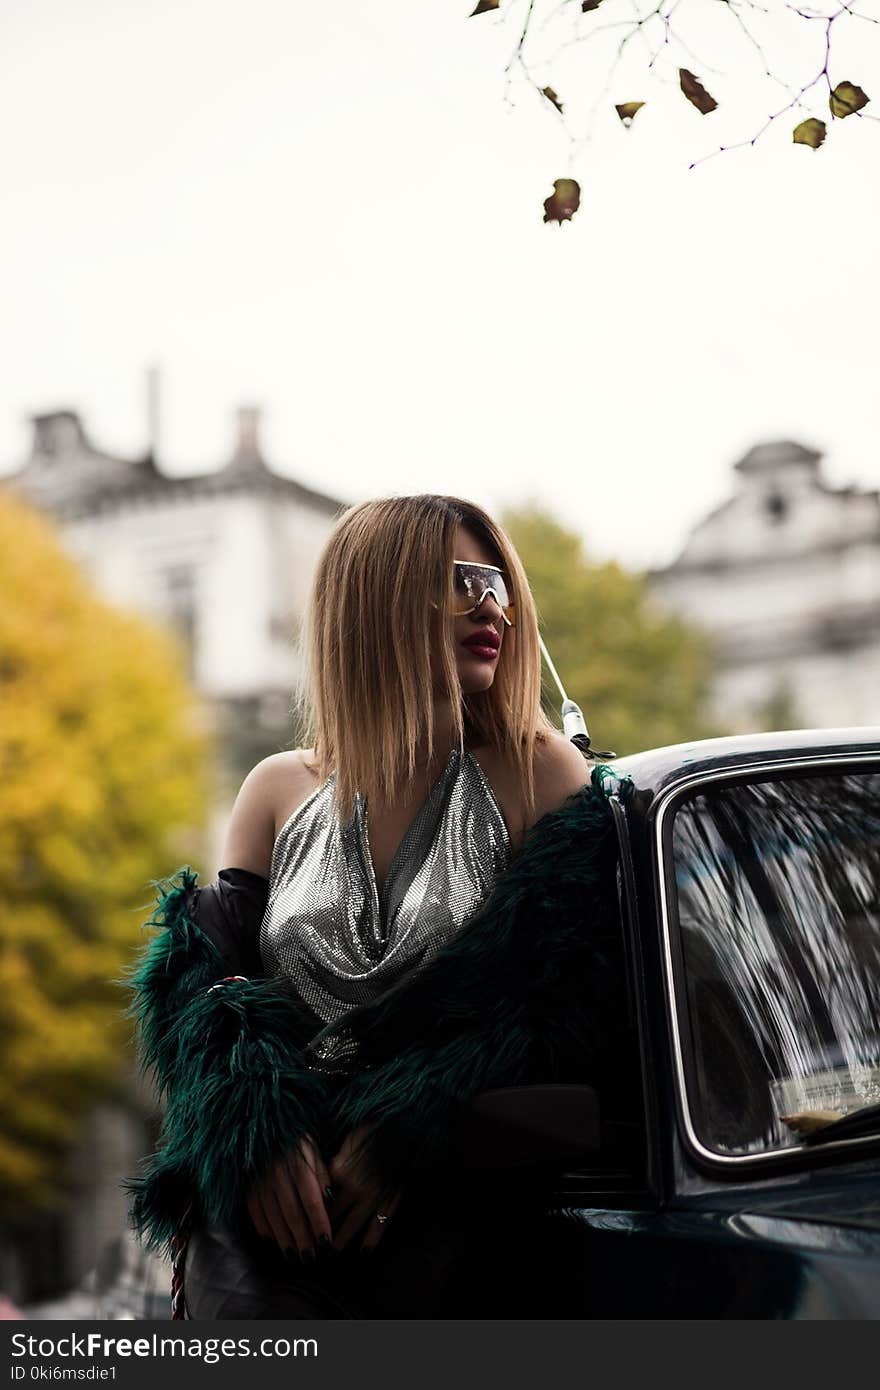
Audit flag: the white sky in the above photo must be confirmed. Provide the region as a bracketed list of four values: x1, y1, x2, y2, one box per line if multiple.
[2, 0, 878, 568]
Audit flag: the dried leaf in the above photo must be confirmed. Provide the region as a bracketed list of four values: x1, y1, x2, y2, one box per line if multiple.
[581, 0, 604, 10]
[679, 68, 718, 115]
[543, 178, 580, 225]
[615, 101, 645, 127]
[829, 81, 869, 119]
[542, 86, 564, 115]
[793, 117, 826, 149]
[470, 0, 500, 14]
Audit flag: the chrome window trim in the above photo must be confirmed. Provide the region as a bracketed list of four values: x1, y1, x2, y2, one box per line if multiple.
[654, 750, 880, 1170]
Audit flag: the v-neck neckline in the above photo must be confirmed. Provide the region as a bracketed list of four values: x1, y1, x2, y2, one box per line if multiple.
[358, 746, 461, 909]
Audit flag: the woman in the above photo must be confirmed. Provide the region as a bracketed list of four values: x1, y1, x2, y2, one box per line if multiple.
[125, 494, 631, 1318]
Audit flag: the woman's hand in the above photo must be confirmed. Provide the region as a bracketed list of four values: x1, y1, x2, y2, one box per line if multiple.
[327, 1124, 401, 1253]
[245, 1134, 334, 1261]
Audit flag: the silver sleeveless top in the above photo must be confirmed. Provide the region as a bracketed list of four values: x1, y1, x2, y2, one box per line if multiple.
[260, 747, 512, 1071]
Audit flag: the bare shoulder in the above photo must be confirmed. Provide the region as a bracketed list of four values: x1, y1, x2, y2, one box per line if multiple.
[529, 732, 590, 827]
[468, 743, 527, 849]
[470, 732, 588, 853]
[221, 749, 321, 878]
[269, 749, 323, 831]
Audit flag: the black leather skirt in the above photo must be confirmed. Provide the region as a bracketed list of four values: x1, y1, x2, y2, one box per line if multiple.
[183, 1174, 496, 1320]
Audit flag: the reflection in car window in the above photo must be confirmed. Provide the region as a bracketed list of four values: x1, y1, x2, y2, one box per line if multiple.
[671, 771, 880, 1156]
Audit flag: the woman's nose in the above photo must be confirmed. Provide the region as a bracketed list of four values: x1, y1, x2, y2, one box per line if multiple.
[471, 590, 507, 627]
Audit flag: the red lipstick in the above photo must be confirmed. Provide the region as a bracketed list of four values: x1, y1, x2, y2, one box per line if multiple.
[462, 628, 501, 661]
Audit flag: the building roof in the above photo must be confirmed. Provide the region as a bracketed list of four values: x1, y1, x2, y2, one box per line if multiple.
[1, 406, 344, 519]
[651, 437, 880, 578]
[733, 440, 822, 474]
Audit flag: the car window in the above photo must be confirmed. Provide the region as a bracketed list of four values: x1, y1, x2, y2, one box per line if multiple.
[670, 769, 880, 1156]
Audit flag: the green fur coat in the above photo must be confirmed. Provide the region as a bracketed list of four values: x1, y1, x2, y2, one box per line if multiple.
[123, 764, 633, 1257]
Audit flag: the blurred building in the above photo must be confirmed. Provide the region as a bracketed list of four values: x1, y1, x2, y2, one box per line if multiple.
[0, 399, 343, 1309]
[5, 402, 343, 782]
[649, 440, 880, 732]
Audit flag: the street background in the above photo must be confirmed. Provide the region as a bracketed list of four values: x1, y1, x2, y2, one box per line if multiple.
[1, 0, 878, 1315]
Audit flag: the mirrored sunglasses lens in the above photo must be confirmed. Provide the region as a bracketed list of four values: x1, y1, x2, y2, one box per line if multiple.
[453, 567, 479, 600]
[451, 565, 513, 620]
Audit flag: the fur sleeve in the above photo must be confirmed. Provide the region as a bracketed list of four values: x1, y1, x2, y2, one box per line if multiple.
[120, 869, 334, 1255]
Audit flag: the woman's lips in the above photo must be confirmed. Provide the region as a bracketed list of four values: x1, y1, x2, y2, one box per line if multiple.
[462, 632, 500, 661]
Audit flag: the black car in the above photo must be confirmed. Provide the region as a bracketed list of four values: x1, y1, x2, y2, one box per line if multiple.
[507, 726, 880, 1318]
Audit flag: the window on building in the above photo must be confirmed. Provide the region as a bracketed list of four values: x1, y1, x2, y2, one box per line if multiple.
[162, 564, 197, 670]
[269, 610, 301, 644]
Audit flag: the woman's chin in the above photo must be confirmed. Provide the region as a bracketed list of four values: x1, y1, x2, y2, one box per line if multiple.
[457, 666, 497, 696]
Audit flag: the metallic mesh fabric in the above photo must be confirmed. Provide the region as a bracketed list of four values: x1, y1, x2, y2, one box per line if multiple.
[260, 748, 512, 1072]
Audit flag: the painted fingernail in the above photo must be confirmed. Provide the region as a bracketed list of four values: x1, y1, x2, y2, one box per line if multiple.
[324, 1184, 336, 1202]
[319, 1233, 332, 1249]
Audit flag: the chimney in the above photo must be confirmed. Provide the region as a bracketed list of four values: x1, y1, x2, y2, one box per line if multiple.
[233, 405, 263, 460]
[146, 364, 161, 463]
[31, 410, 86, 459]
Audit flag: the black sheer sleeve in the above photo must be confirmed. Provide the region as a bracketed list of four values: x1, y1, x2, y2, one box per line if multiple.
[191, 867, 269, 977]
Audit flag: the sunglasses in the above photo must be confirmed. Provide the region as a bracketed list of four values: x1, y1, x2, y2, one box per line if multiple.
[451, 560, 515, 627]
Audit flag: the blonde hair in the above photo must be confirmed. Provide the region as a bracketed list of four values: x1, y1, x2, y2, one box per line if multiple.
[297, 495, 553, 821]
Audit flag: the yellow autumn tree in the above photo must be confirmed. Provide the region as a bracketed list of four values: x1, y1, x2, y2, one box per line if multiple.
[0, 491, 212, 1217]
[504, 506, 714, 756]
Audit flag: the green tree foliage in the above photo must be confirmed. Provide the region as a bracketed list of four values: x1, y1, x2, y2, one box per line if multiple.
[754, 676, 802, 734]
[503, 506, 714, 756]
[0, 492, 212, 1217]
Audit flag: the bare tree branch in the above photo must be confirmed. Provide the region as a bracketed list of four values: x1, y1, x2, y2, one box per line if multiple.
[475, 0, 879, 204]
